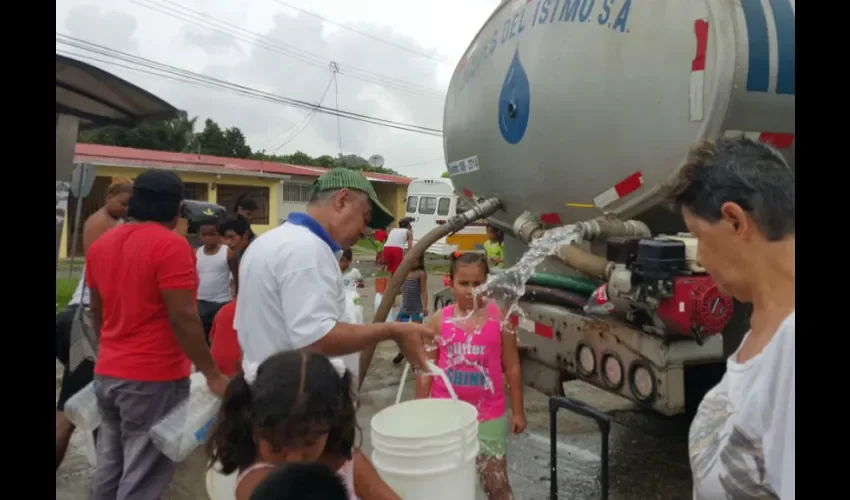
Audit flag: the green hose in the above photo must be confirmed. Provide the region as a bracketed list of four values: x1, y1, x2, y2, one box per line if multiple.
[527, 272, 601, 297]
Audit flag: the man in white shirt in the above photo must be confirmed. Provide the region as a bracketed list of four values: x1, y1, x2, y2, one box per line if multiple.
[235, 168, 432, 372]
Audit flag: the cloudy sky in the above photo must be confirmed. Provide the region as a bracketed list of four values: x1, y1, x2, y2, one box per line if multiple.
[56, 0, 500, 178]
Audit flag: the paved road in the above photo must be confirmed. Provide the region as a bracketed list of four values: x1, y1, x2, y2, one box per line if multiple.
[56, 267, 694, 499]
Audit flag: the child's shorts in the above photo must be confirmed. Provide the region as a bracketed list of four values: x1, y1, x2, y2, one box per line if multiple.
[477, 416, 508, 457]
[396, 311, 423, 323]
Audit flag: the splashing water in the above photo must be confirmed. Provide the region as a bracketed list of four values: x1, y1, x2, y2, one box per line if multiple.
[436, 225, 583, 405]
[449, 224, 583, 331]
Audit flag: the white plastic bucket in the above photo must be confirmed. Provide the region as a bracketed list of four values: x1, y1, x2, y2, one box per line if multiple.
[205, 467, 237, 500]
[370, 362, 480, 500]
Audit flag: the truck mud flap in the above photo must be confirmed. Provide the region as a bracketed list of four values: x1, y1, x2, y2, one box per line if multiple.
[548, 396, 610, 500]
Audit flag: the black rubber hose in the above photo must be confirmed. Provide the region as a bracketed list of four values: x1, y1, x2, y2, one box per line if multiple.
[521, 285, 587, 309]
[527, 272, 601, 296]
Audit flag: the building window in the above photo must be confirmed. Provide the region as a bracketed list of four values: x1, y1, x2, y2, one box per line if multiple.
[418, 196, 437, 215]
[406, 196, 418, 213]
[437, 197, 451, 216]
[183, 182, 209, 202]
[281, 183, 312, 203]
[216, 184, 270, 224]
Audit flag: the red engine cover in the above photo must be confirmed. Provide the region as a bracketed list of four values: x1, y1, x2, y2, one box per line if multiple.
[655, 276, 734, 336]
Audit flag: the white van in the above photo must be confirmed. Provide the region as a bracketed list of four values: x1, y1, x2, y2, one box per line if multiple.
[404, 178, 487, 256]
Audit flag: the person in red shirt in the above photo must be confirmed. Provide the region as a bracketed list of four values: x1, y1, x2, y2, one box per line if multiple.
[85, 170, 229, 500]
[209, 301, 240, 377]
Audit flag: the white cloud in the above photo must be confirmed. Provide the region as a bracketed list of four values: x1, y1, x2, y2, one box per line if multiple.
[56, 0, 499, 178]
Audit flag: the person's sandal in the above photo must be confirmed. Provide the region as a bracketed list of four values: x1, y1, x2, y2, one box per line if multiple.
[392, 353, 405, 365]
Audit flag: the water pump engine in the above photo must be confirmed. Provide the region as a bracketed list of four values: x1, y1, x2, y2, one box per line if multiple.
[603, 235, 734, 344]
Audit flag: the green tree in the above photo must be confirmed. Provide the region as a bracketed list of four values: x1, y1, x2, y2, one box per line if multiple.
[440, 171, 450, 178]
[78, 115, 199, 152]
[224, 127, 252, 158]
[195, 118, 231, 157]
[313, 155, 336, 168]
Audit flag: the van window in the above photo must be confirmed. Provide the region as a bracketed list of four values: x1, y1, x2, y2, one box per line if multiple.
[418, 197, 437, 215]
[406, 196, 418, 213]
[437, 197, 451, 216]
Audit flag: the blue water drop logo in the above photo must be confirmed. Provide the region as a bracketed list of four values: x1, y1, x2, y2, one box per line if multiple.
[498, 49, 531, 145]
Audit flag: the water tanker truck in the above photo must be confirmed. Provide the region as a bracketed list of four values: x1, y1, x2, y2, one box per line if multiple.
[433, 0, 795, 416]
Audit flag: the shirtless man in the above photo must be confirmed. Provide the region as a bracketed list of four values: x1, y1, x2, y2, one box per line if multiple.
[55, 178, 133, 470]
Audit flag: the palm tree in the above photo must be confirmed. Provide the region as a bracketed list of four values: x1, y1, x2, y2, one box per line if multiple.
[165, 115, 199, 152]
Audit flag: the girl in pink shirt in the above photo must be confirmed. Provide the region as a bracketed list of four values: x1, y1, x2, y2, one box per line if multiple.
[416, 252, 527, 500]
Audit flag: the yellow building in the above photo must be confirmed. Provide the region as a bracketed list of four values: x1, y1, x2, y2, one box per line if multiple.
[60, 144, 412, 259]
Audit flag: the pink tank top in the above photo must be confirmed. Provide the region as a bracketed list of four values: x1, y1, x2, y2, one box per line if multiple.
[430, 303, 505, 422]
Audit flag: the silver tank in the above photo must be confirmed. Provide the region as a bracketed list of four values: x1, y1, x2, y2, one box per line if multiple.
[444, 0, 795, 234]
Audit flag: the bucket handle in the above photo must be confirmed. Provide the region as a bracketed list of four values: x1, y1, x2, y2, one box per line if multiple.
[395, 361, 458, 405]
[395, 361, 471, 470]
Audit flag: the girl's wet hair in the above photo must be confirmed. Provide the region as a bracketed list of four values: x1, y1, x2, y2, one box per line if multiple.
[207, 351, 347, 474]
[449, 252, 489, 281]
[107, 177, 133, 197]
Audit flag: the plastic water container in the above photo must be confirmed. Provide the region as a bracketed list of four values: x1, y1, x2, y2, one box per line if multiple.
[373, 291, 396, 323]
[63, 381, 101, 431]
[83, 431, 98, 467]
[150, 372, 221, 462]
[341, 288, 365, 388]
[371, 362, 480, 500]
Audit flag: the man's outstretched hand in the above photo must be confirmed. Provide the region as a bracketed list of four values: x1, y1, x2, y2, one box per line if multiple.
[390, 322, 435, 372]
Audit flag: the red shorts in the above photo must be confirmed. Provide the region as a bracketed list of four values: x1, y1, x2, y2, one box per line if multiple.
[382, 246, 404, 275]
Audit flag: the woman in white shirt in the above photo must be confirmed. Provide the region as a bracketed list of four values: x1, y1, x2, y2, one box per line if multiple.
[381, 218, 413, 275]
[667, 137, 794, 500]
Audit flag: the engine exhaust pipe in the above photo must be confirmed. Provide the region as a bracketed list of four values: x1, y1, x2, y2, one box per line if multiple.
[358, 196, 503, 389]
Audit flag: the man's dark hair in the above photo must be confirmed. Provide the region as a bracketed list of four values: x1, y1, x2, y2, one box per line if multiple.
[218, 215, 250, 237]
[665, 136, 795, 241]
[127, 170, 184, 223]
[235, 195, 258, 212]
[341, 248, 353, 261]
[249, 463, 348, 500]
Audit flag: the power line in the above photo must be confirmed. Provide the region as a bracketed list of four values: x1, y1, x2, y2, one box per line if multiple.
[330, 62, 343, 157]
[270, 73, 334, 152]
[129, 0, 444, 99]
[55, 35, 444, 137]
[270, 0, 450, 66]
[392, 158, 446, 170]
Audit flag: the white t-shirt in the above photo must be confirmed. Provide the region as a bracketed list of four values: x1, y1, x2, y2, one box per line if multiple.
[234, 222, 345, 365]
[689, 311, 795, 500]
[341, 267, 362, 289]
[385, 228, 409, 248]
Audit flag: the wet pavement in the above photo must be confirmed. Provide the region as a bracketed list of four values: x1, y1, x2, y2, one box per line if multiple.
[56, 263, 693, 499]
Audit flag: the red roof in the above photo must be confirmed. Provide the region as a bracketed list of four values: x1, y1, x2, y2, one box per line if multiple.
[73, 143, 412, 185]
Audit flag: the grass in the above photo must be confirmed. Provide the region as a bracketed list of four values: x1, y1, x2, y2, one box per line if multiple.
[354, 238, 380, 253]
[56, 278, 80, 313]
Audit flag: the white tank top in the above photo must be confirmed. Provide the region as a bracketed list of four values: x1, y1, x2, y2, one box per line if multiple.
[196, 246, 232, 303]
[384, 228, 409, 248]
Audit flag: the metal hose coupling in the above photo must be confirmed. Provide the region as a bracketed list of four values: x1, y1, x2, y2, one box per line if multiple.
[450, 196, 503, 228]
[576, 218, 651, 241]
